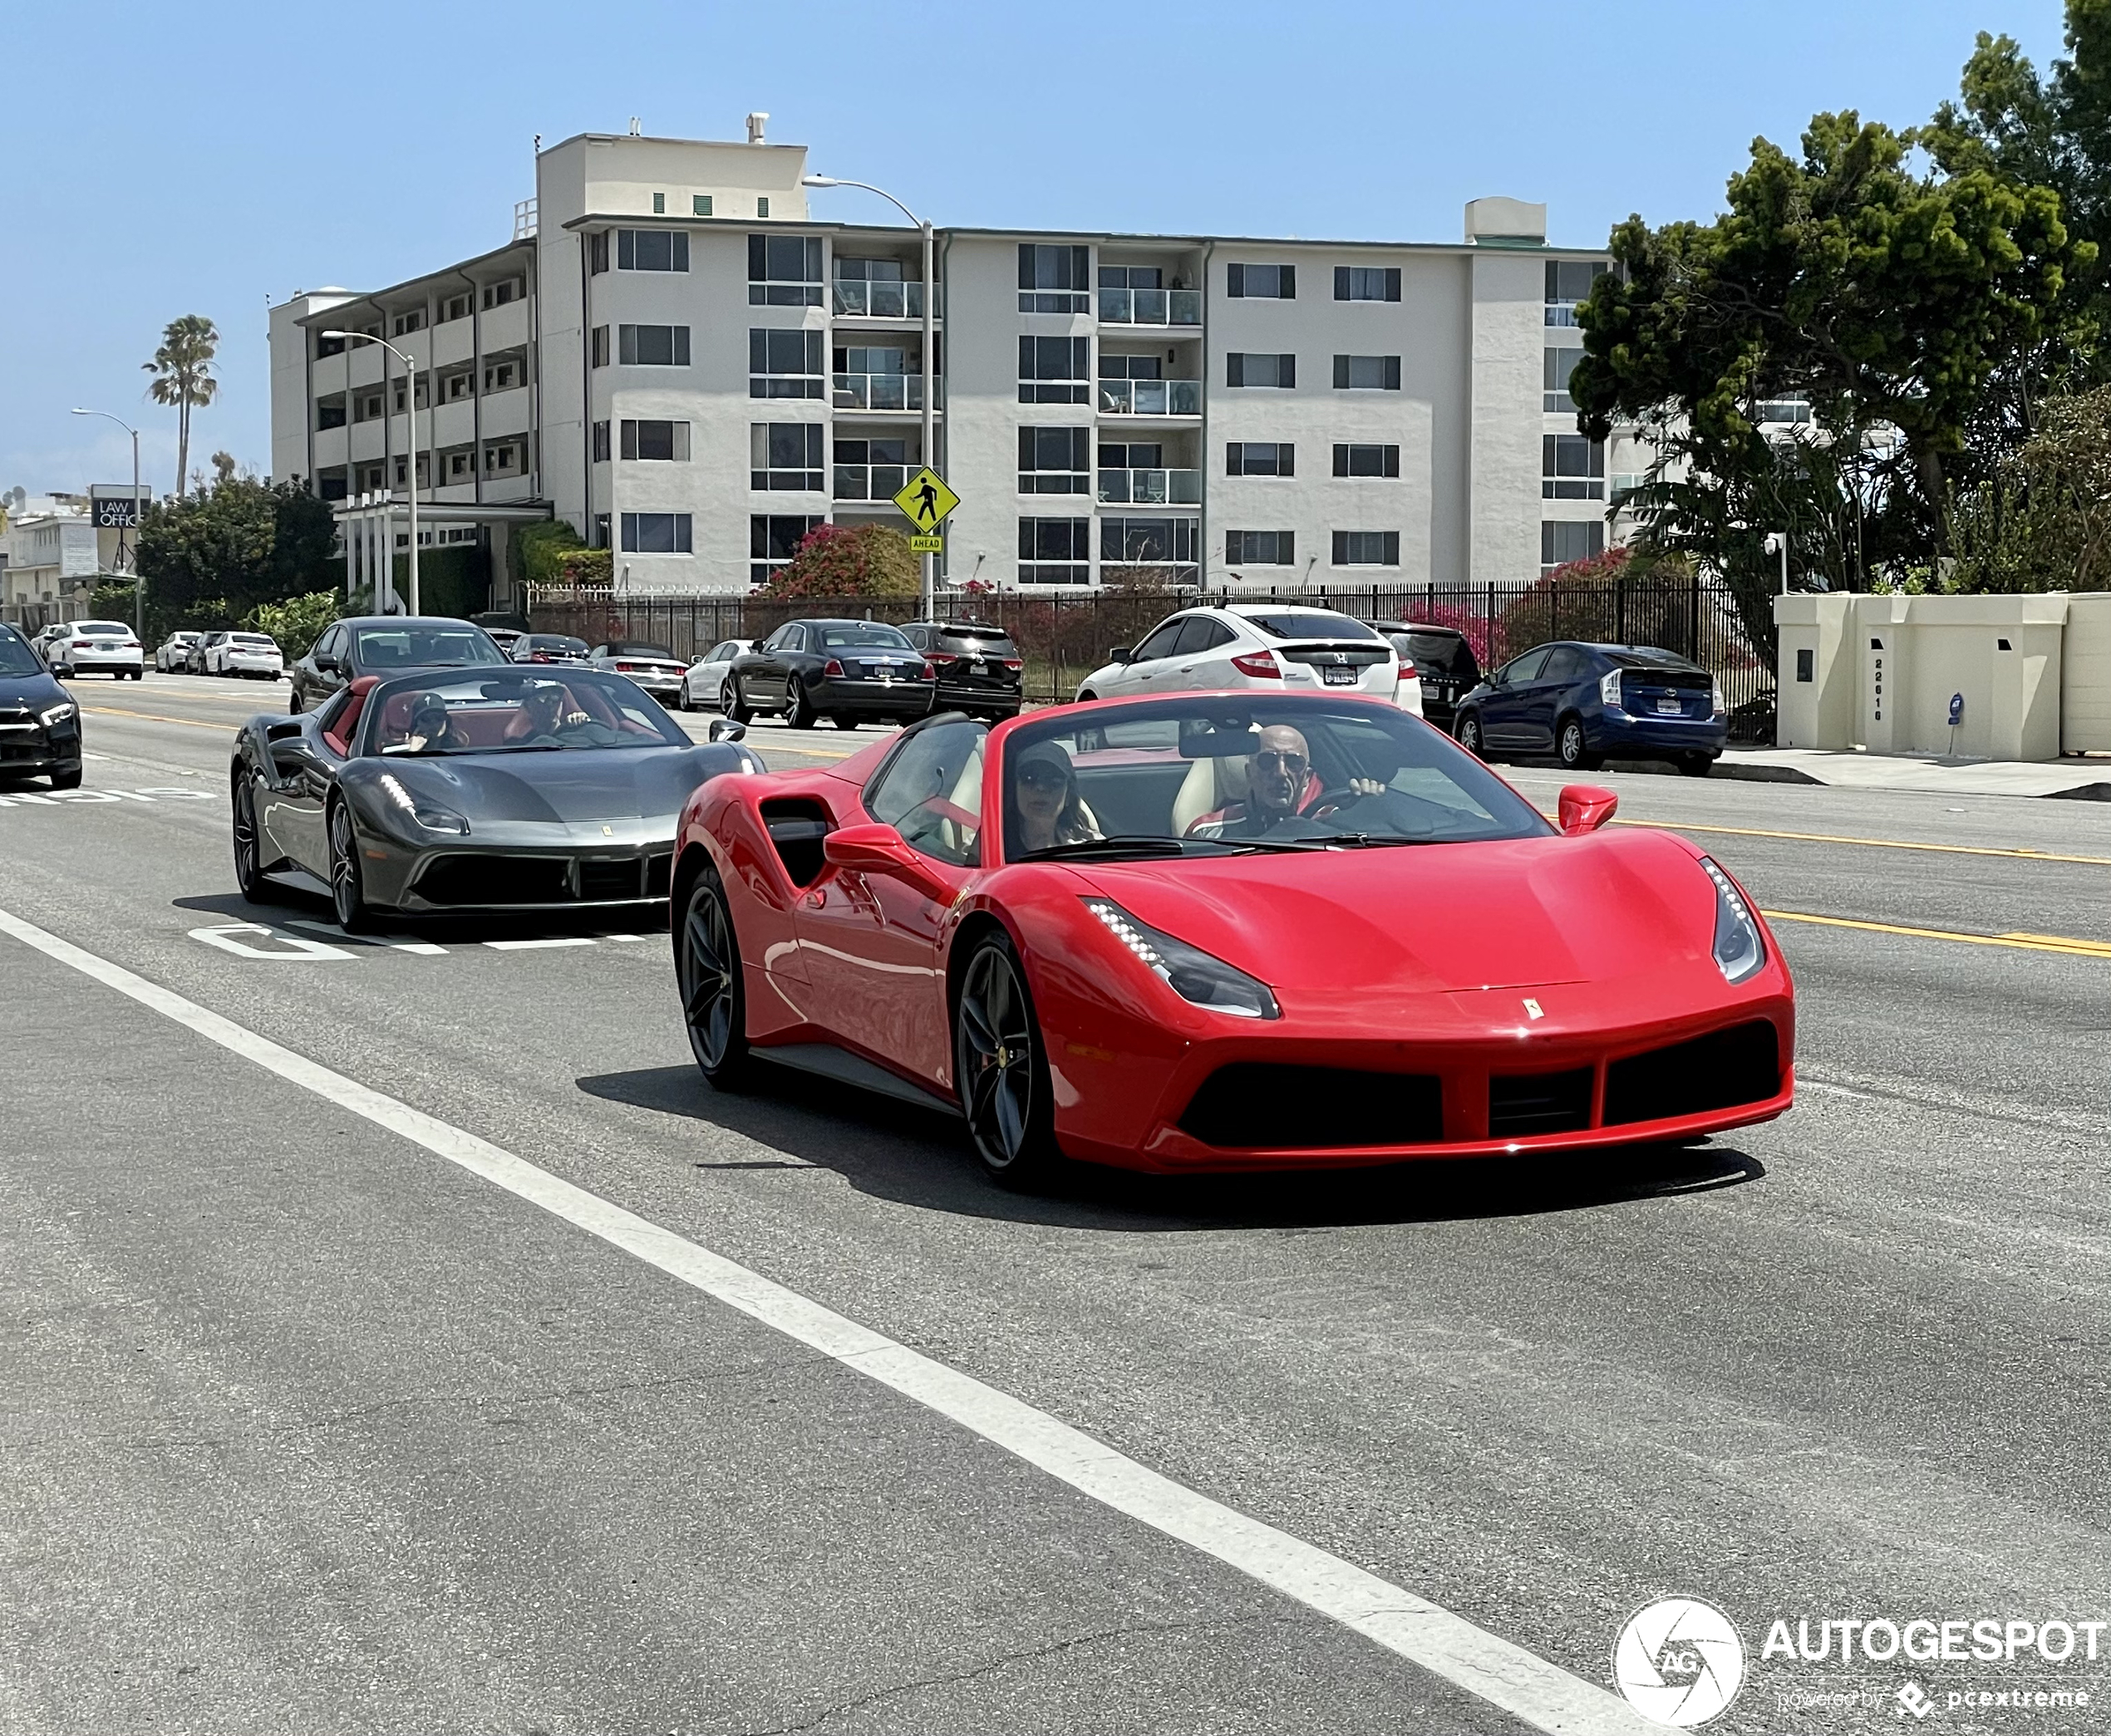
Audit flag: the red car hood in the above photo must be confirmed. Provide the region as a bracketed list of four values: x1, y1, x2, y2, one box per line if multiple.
[1068, 828, 1715, 996]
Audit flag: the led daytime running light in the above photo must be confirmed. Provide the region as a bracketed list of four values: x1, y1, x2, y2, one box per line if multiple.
[1700, 855, 1765, 983]
[1082, 897, 1280, 1020]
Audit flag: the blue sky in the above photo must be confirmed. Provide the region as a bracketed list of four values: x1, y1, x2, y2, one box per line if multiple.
[0, 0, 2066, 498]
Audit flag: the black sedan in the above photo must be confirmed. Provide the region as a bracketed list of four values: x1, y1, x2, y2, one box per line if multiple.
[287, 616, 508, 715]
[0, 624, 82, 789]
[724, 618, 936, 730]
[899, 620, 1025, 720]
[513, 633, 591, 666]
[1367, 620, 1482, 733]
[230, 666, 760, 930]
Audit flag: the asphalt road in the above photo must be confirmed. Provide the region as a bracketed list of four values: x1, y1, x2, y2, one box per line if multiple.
[2, 671, 2107, 1736]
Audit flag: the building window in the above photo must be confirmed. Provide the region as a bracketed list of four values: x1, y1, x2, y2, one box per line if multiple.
[593, 514, 611, 548]
[482, 277, 524, 309]
[757, 196, 770, 219]
[1334, 266, 1401, 302]
[618, 229, 690, 272]
[1541, 520, 1605, 573]
[1332, 443, 1400, 478]
[592, 420, 611, 463]
[1759, 398, 1813, 425]
[445, 449, 474, 481]
[391, 308, 426, 336]
[1226, 530, 1295, 565]
[1018, 516, 1091, 584]
[1018, 243, 1091, 313]
[442, 368, 474, 403]
[752, 514, 824, 583]
[588, 232, 610, 275]
[749, 234, 823, 305]
[353, 390, 386, 423]
[1019, 336, 1090, 404]
[621, 512, 693, 553]
[483, 441, 524, 475]
[441, 293, 471, 323]
[391, 377, 430, 413]
[591, 325, 609, 367]
[618, 324, 691, 366]
[750, 424, 822, 489]
[317, 467, 348, 500]
[834, 436, 909, 500]
[1543, 433, 1605, 498]
[1546, 258, 1608, 327]
[482, 357, 521, 393]
[1227, 352, 1295, 388]
[750, 328, 825, 398]
[693, 194, 712, 217]
[1545, 347, 1583, 413]
[1101, 516, 1198, 569]
[1331, 530, 1400, 567]
[1226, 263, 1294, 298]
[315, 332, 346, 359]
[1332, 354, 1401, 390]
[1018, 427, 1090, 494]
[357, 463, 385, 493]
[315, 394, 347, 430]
[1225, 441, 1293, 476]
[623, 420, 694, 462]
[652, 192, 666, 214]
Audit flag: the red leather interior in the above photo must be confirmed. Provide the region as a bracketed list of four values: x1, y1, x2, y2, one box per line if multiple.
[322, 676, 381, 757]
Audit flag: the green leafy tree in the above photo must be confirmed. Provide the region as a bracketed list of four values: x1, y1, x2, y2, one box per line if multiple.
[1572, 111, 2086, 653]
[143, 315, 221, 499]
[765, 523, 919, 598]
[135, 476, 338, 637]
[514, 519, 613, 589]
[1946, 381, 2111, 590]
[244, 591, 342, 659]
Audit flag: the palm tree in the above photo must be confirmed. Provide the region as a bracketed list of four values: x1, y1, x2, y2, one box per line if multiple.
[143, 315, 220, 498]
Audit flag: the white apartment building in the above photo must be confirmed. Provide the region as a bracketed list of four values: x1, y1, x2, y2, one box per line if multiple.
[269, 125, 1632, 601]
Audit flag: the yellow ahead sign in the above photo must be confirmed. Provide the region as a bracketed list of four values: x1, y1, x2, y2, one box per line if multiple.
[892, 466, 960, 532]
[908, 534, 944, 553]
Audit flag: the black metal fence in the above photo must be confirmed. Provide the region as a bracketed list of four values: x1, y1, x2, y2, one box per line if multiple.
[529, 578, 1769, 713]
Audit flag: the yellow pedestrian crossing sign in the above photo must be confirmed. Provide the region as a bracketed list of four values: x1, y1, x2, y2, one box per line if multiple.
[892, 466, 959, 533]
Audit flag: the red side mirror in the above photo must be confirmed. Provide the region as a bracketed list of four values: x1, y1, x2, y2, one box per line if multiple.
[822, 822, 950, 899]
[1557, 784, 1619, 835]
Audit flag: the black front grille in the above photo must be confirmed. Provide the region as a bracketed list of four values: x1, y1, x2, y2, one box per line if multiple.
[645, 852, 673, 898]
[1604, 1020, 1781, 1126]
[1489, 1067, 1594, 1137]
[415, 853, 572, 907]
[1180, 1063, 1443, 1149]
[579, 857, 645, 902]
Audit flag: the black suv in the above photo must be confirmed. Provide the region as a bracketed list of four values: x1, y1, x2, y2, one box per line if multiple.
[899, 621, 1025, 720]
[287, 617, 508, 714]
[726, 619, 936, 730]
[1366, 621, 1482, 733]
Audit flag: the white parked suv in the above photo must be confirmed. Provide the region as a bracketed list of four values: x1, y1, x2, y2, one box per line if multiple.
[1075, 604, 1420, 714]
[204, 631, 284, 679]
[42, 621, 144, 680]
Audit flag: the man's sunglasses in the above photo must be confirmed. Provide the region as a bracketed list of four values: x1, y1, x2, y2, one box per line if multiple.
[1254, 750, 1308, 773]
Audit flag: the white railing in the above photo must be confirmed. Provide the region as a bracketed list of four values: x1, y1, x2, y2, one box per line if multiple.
[1098, 469, 1201, 505]
[833, 464, 911, 501]
[1099, 287, 1201, 326]
[514, 198, 538, 240]
[831, 279, 937, 318]
[1096, 378, 1203, 416]
[832, 373, 940, 411]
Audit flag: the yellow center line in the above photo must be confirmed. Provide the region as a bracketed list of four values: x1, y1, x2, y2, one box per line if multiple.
[1763, 909, 2111, 958]
[83, 706, 237, 732]
[1614, 818, 2111, 868]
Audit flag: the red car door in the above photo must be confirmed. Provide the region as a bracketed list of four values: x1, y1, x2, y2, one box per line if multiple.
[793, 718, 988, 1091]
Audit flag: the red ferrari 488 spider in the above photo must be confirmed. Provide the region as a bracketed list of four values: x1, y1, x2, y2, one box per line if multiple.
[669, 691, 1794, 1187]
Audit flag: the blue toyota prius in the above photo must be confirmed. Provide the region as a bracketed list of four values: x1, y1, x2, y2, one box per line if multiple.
[1453, 641, 1727, 776]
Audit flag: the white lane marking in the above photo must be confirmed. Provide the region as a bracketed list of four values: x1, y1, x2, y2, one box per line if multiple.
[188, 922, 356, 961]
[81, 752, 111, 761]
[484, 936, 596, 951]
[0, 902, 1656, 1736]
[0, 785, 211, 808]
[283, 917, 448, 957]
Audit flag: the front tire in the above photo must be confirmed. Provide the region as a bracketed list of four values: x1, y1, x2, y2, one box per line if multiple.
[232, 772, 267, 902]
[49, 765, 82, 791]
[1557, 716, 1601, 771]
[1457, 713, 1484, 757]
[328, 800, 374, 933]
[678, 867, 750, 1088]
[954, 933, 1064, 1189]
[785, 682, 815, 730]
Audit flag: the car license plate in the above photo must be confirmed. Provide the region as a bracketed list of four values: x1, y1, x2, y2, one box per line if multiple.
[1656, 697, 1682, 714]
[1322, 666, 1357, 686]
[876, 666, 895, 682]
[96, 642, 116, 651]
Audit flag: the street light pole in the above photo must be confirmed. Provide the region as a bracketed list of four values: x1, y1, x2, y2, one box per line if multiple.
[1764, 531, 1789, 596]
[803, 175, 936, 617]
[324, 331, 422, 614]
[71, 408, 143, 640]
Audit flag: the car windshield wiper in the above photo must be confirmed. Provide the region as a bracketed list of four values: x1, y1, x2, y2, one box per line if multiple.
[1238, 832, 1447, 850]
[1016, 834, 1261, 862]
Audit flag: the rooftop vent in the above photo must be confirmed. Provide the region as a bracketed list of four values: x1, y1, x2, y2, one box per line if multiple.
[628, 116, 642, 136]
[746, 111, 769, 145]
[1464, 196, 1548, 248]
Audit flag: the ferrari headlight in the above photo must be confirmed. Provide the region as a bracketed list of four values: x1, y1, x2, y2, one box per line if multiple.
[376, 772, 470, 836]
[39, 701, 77, 727]
[1700, 856, 1765, 983]
[1083, 898, 1281, 1020]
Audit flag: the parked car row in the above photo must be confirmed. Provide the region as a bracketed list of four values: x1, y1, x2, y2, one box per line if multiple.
[29, 621, 143, 679]
[150, 631, 286, 678]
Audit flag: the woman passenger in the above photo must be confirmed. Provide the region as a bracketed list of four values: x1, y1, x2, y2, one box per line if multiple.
[1009, 740, 1100, 854]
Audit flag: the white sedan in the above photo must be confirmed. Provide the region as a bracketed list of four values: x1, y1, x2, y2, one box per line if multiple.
[1075, 605, 1420, 715]
[44, 621, 145, 680]
[155, 632, 204, 671]
[681, 637, 755, 712]
[204, 632, 284, 679]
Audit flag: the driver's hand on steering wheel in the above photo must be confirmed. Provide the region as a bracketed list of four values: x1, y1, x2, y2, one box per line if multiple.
[1346, 776, 1386, 797]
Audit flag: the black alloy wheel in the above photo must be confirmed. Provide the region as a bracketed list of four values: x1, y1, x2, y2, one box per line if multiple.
[1679, 753, 1715, 779]
[328, 800, 374, 933]
[678, 868, 750, 1086]
[288, 688, 303, 716]
[232, 773, 266, 902]
[785, 681, 815, 730]
[1457, 713, 1484, 757]
[1557, 717, 1601, 771]
[954, 934, 1062, 1188]
[721, 679, 750, 724]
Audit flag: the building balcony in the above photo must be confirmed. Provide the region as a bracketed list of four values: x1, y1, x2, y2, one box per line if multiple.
[833, 372, 942, 411]
[1098, 468, 1201, 506]
[830, 279, 939, 319]
[834, 464, 912, 502]
[1099, 287, 1201, 327]
[1097, 378, 1203, 416]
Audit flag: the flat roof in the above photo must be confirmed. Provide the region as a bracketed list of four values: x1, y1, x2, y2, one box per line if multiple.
[291, 239, 534, 325]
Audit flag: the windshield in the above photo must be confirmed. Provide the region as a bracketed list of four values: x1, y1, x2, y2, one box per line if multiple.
[940, 630, 1018, 655]
[234, 635, 277, 648]
[1389, 630, 1480, 681]
[354, 627, 504, 669]
[363, 669, 689, 756]
[606, 643, 676, 658]
[523, 635, 588, 653]
[817, 623, 913, 650]
[1001, 696, 1550, 862]
[1605, 649, 1701, 672]
[78, 622, 132, 637]
[0, 633, 42, 677]
[1238, 612, 1380, 642]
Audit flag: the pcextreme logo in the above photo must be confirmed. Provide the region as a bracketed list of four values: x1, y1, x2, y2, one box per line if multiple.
[1612, 1597, 1747, 1727]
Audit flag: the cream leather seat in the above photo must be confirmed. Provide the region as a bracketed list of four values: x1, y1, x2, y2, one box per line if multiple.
[1170, 755, 1251, 834]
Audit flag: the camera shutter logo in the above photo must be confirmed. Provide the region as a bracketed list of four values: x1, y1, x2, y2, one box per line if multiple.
[1612, 1597, 1746, 1727]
